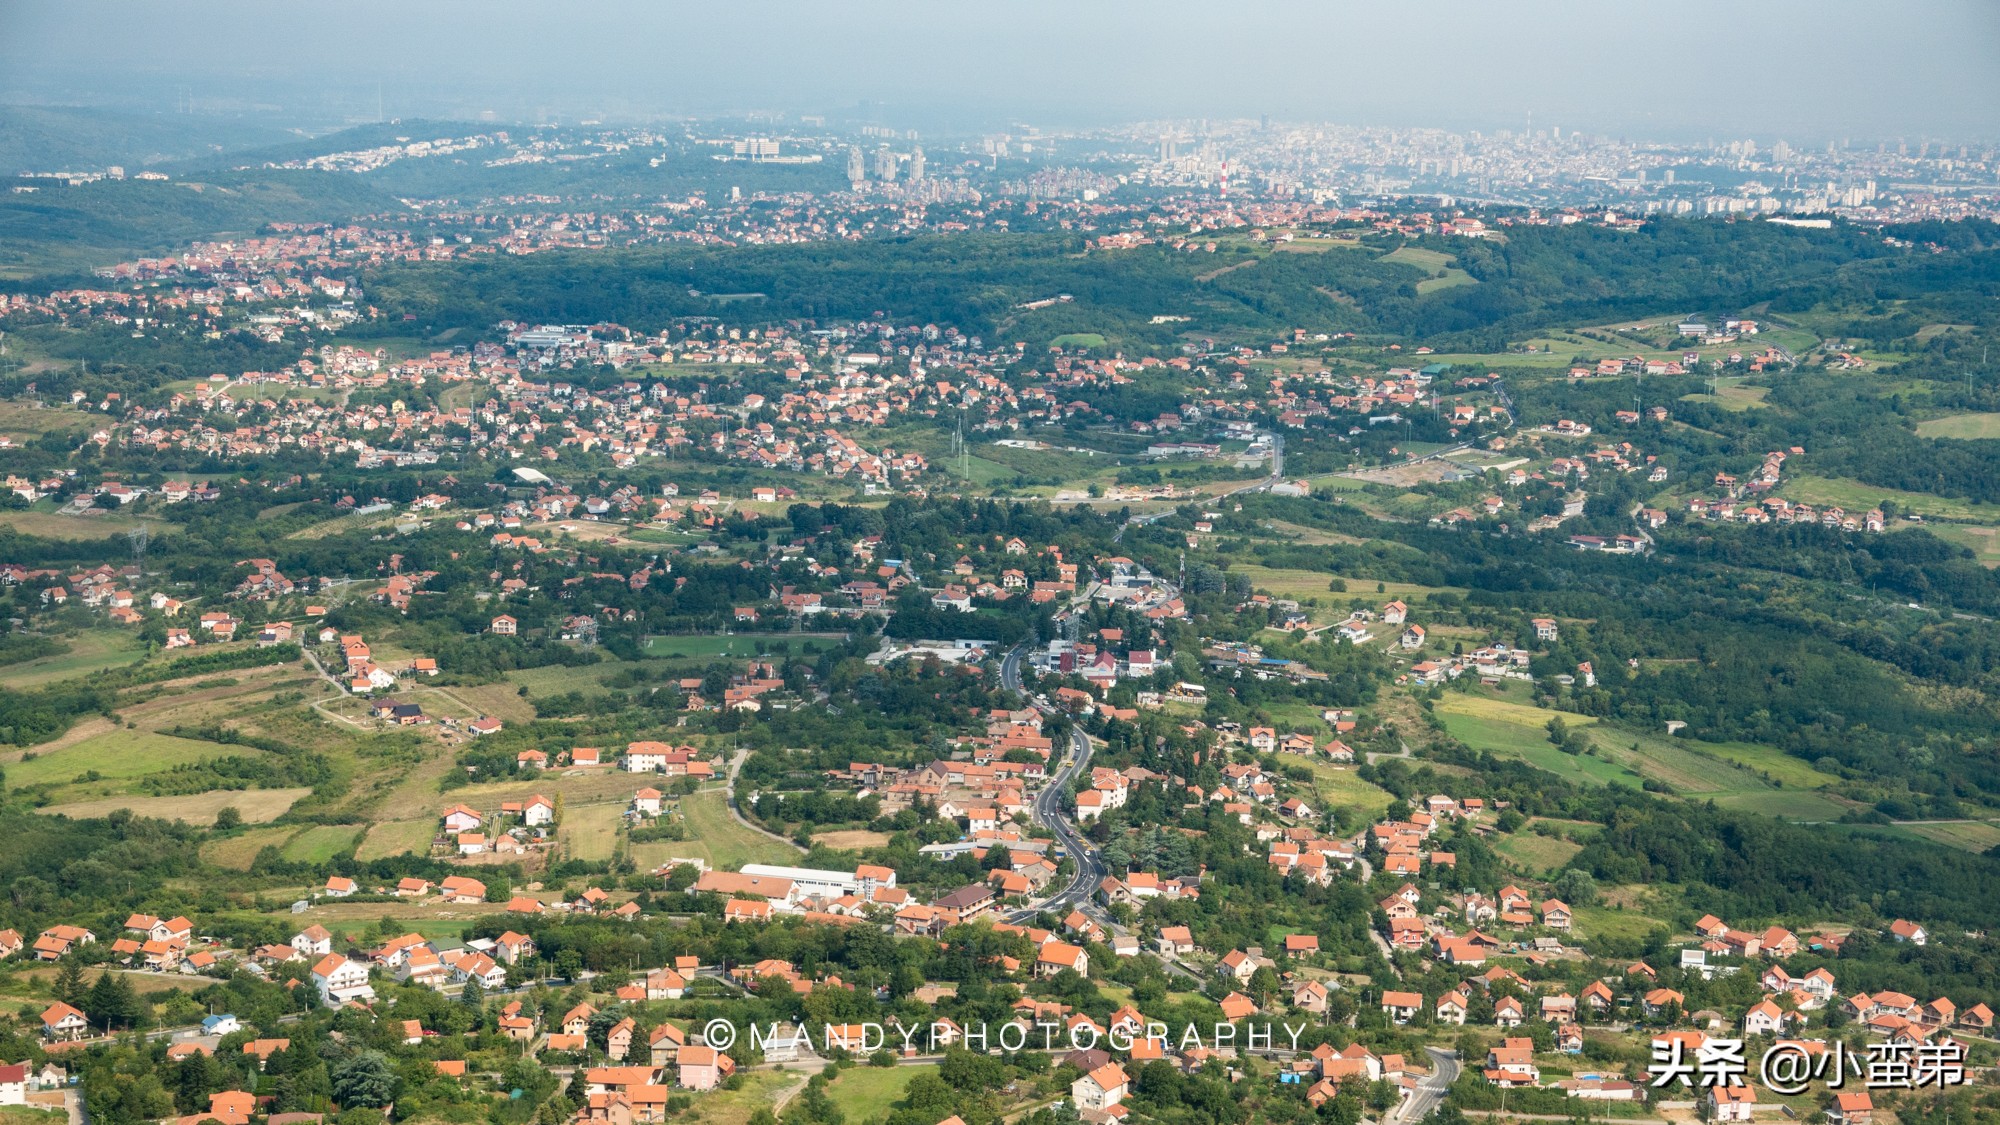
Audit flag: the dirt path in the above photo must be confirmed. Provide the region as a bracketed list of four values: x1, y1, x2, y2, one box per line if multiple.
[765, 1056, 831, 1114]
[0, 716, 114, 762]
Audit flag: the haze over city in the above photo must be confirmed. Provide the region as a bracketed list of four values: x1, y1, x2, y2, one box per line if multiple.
[6, 7, 2000, 1125]
[3, 0, 2000, 140]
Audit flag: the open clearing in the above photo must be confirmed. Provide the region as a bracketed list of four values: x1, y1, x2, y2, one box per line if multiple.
[1680, 377, 1770, 411]
[822, 1065, 929, 1122]
[201, 825, 297, 869]
[7, 729, 235, 795]
[1897, 820, 2000, 852]
[506, 662, 619, 695]
[282, 824, 364, 862]
[1493, 832, 1584, 874]
[562, 801, 627, 862]
[1916, 411, 2000, 439]
[0, 509, 181, 541]
[812, 829, 893, 850]
[682, 1070, 796, 1125]
[628, 789, 798, 871]
[1306, 762, 1396, 819]
[1928, 523, 2000, 567]
[1235, 563, 1461, 603]
[0, 629, 149, 687]
[39, 786, 310, 825]
[357, 818, 438, 860]
[1572, 904, 1670, 942]
[1381, 246, 1477, 294]
[643, 633, 841, 660]
[1433, 692, 1845, 818]
[1786, 474, 1997, 523]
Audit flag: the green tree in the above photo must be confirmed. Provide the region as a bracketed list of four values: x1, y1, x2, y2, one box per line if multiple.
[53, 958, 86, 1008]
[331, 1051, 398, 1108]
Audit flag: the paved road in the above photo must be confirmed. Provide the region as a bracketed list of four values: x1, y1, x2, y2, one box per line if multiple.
[1217, 431, 1285, 498]
[1392, 1047, 1461, 1123]
[723, 748, 807, 856]
[999, 644, 1108, 926]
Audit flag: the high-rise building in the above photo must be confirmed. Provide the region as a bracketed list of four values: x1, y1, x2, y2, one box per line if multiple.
[846, 146, 865, 187]
[908, 147, 925, 182]
[874, 147, 897, 183]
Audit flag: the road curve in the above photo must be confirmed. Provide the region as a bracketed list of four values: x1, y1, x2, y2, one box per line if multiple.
[1000, 643, 1109, 924]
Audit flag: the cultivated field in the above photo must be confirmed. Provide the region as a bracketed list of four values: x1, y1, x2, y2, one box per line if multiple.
[1306, 762, 1396, 820]
[1786, 473, 1997, 523]
[1433, 691, 1846, 818]
[1234, 563, 1461, 603]
[1915, 411, 2000, 439]
[812, 829, 893, 850]
[1492, 831, 1584, 874]
[281, 824, 365, 863]
[628, 789, 798, 871]
[0, 628, 149, 687]
[356, 818, 439, 860]
[6, 729, 234, 797]
[1928, 523, 2000, 567]
[201, 825, 297, 869]
[1380, 246, 1476, 294]
[562, 802, 628, 862]
[0, 508, 178, 540]
[40, 786, 311, 825]
[1896, 819, 2000, 852]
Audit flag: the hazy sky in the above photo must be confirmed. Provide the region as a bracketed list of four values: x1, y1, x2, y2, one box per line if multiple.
[4, 0, 1998, 141]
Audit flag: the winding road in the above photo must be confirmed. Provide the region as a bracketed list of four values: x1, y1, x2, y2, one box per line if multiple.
[999, 643, 1109, 925]
[1391, 1047, 1461, 1123]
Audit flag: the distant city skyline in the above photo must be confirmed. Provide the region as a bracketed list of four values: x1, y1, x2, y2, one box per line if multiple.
[3, 0, 1999, 143]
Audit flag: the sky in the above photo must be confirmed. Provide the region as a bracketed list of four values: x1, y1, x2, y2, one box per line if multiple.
[3, 0, 1998, 141]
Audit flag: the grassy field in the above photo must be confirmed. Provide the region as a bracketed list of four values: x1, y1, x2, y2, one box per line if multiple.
[506, 662, 618, 695]
[1437, 699, 1640, 788]
[1892, 820, 2000, 852]
[357, 818, 438, 860]
[0, 629, 149, 687]
[1572, 904, 1670, 942]
[824, 1065, 930, 1122]
[282, 824, 364, 863]
[629, 789, 798, 871]
[1050, 333, 1108, 349]
[1928, 523, 2000, 567]
[1688, 739, 1843, 788]
[6, 729, 234, 795]
[438, 682, 540, 726]
[1679, 377, 1770, 411]
[39, 786, 310, 825]
[1235, 563, 1461, 603]
[202, 825, 297, 869]
[1435, 691, 1848, 818]
[686, 1070, 798, 1125]
[373, 767, 639, 823]
[1381, 246, 1477, 294]
[1306, 762, 1396, 819]
[642, 634, 838, 660]
[0, 508, 180, 540]
[813, 829, 893, 850]
[562, 802, 627, 862]
[1492, 832, 1584, 874]
[1916, 411, 2000, 439]
[1786, 474, 1998, 522]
